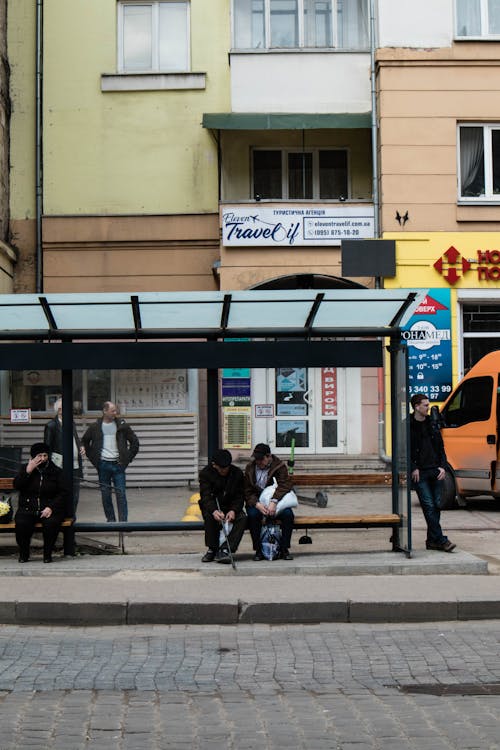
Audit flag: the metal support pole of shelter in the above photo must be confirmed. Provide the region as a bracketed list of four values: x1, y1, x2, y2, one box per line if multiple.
[61, 369, 75, 555]
[207, 368, 219, 462]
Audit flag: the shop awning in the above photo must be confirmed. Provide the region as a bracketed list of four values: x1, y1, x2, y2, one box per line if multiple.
[202, 112, 372, 130]
[0, 289, 426, 341]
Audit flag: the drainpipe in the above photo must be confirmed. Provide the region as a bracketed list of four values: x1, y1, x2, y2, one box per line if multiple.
[35, 0, 43, 293]
[370, 0, 379, 248]
[369, 0, 391, 466]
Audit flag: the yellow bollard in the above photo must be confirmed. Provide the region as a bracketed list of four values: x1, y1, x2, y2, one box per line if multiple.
[182, 492, 202, 522]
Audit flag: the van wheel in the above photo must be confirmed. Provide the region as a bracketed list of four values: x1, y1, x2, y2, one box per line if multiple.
[440, 470, 458, 510]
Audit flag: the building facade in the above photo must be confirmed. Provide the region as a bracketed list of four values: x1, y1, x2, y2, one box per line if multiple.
[378, 0, 500, 397]
[9, 1, 499, 473]
[6, 0, 385, 472]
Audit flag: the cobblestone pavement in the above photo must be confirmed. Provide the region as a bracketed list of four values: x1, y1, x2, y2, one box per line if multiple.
[1, 621, 500, 749]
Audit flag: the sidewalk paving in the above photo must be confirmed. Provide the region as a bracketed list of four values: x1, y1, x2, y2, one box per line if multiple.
[1, 484, 499, 625]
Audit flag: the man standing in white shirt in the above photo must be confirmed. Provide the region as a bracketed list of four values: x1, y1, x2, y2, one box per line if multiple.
[82, 402, 139, 521]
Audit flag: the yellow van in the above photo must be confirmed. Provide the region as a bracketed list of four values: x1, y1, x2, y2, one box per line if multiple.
[437, 351, 500, 508]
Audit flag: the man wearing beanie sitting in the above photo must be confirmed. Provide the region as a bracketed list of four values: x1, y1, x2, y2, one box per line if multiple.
[198, 448, 246, 564]
[13, 442, 67, 563]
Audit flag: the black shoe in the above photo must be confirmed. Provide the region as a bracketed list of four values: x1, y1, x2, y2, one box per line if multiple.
[43, 555, 53, 564]
[280, 549, 294, 560]
[216, 548, 231, 564]
[201, 549, 216, 563]
[426, 540, 456, 553]
[18, 554, 29, 563]
[253, 550, 264, 561]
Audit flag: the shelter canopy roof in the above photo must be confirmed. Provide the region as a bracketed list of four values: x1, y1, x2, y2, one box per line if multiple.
[0, 290, 427, 340]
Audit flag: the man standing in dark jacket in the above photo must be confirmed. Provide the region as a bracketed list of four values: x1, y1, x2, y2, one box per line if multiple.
[244, 443, 295, 560]
[14, 442, 67, 563]
[410, 394, 456, 552]
[198, 449, 246, 564]
[44, 397, 84, 515]
[82, 402, 139, 521]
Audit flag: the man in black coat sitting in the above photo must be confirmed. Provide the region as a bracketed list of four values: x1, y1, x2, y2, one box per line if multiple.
[13, 442, 68, 563]
[198, 449, 246, 564]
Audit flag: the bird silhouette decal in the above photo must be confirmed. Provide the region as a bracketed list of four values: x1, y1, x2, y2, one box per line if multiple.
[395, 210, 409, 226]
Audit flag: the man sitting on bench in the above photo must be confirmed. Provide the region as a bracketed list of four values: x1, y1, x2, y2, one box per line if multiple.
[13, 442, 67, 564]
[244, 443, 295, 561]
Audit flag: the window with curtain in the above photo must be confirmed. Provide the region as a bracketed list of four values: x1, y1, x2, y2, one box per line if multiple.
[456, 0, 500, 37]
[252, 148, 349, 200]
[118, 1, 189, 73]
[459, 124, 500, 200]
[233, 0, 368, 49]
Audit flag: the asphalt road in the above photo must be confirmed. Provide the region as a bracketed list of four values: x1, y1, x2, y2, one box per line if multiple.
[1, 620, 500, 749]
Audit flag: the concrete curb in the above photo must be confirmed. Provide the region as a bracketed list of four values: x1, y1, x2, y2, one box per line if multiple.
[3, 591, 500, 625]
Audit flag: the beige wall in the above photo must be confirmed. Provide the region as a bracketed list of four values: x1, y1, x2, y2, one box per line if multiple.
[42, 215, 219, 292]
[378, 45, 500, 234]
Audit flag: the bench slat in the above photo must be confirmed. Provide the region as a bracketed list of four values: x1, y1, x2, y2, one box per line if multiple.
[292, 473, 392, 486]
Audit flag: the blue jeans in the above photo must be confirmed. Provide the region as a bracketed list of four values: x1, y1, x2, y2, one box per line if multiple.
[98, 461, 128, 522]
[247, 506, 294, 551]
[415, 470, 448, 546]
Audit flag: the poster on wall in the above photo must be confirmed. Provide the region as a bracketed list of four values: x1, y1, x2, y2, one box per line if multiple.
[401, 289, 452, 402]
[115, 369, 187, 410]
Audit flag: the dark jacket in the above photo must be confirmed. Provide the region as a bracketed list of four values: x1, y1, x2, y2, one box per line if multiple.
[81, 417, 139, 469]
[14, 461, 67, 516]
[410, 414, 447, 472]
[198, 464, 245, 516]
[44, 417, 83, 476]
[244, 454, 293, 507]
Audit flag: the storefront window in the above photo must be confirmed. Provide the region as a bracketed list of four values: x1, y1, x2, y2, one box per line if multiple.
[462, 303, 500, 372]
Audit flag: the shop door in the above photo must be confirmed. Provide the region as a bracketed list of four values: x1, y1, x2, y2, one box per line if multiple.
[268, 367, 345, 454]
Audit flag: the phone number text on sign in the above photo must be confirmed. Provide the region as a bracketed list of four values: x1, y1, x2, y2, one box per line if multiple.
[303, 215, 374, 241]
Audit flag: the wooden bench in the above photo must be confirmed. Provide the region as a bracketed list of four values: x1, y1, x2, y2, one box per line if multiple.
[292, 473, 392, 487]
[0, 477, 75, 536]
[1, 476, 401, 546]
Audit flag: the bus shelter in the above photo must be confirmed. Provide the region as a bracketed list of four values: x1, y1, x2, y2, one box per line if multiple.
[0, 288, 427, 554]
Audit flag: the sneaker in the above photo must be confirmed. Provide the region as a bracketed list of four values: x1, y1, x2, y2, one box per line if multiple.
[280, 549, 294, 560]
[426, 540, 456, 553]
[253, 550, 264, 561]
[201, 549, 216, 563]
[216, 548, 231, 564]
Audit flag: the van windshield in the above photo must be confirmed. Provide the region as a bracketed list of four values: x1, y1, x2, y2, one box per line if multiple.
[442, 376, 493, 427]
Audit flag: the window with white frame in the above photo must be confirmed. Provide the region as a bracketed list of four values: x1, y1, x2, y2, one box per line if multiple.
[233, 0, 368, 50]
[252, 148, 349, 200]
[118, 1, 189, 73]
[456, 0, 500, 38]
[459, 124, 500, 200]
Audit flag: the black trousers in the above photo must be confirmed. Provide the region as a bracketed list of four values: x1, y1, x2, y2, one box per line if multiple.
[201, 509, 247, 553]
[15, 510, 64, 558]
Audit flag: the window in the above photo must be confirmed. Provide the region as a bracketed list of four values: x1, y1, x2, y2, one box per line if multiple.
[252, 148, 348, 200]
[459, 125, 500, 200]
[462, 303, 500, 371]
[118, 1, 189, 73]
[233, 0, 368, 50]
[456, 0, 500, 38]
[441, 376, 493, 427]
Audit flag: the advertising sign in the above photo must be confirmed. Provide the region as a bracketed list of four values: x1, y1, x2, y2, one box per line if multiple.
[401, 289, 452, 402]
[222, 205, 375, 247]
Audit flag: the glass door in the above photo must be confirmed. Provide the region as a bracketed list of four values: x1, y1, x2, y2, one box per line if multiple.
[267, 366, 345, 453]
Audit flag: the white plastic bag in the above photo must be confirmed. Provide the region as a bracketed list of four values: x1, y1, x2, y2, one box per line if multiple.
[259, 478, 298, 514]
[219, 520, 233, 547]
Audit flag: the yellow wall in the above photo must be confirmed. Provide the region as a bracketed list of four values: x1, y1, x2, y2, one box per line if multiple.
[383, 230, 500, 451]
[8, 0, 37, 221]
[10, 0, 230, 219]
